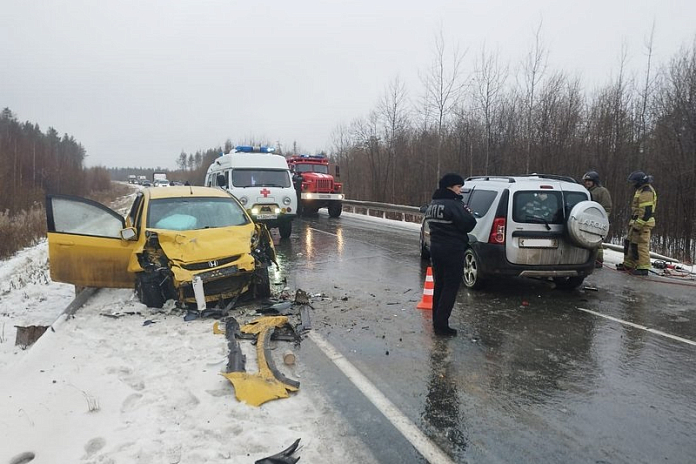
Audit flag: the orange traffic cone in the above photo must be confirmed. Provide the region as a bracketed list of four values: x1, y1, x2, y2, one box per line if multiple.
[416, 267, 434, 310]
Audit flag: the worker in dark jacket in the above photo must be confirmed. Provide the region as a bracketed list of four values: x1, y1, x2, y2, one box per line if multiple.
[424, 173, 477, 336]
[582, 171, 612, 267]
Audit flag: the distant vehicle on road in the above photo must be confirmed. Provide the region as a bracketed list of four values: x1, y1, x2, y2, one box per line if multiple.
[153, 172, 168, 184]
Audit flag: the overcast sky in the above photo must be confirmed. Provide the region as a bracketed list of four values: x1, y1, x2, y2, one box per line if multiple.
[2, 1, 694, 169]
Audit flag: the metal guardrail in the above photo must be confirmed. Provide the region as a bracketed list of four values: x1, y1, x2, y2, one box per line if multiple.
[341, 199, 423, 224]
[602, 243, 679, 263]
[341, 199, 681, 262]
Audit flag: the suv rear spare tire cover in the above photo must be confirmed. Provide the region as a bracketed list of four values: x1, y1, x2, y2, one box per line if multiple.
[566, 200, 609, 249]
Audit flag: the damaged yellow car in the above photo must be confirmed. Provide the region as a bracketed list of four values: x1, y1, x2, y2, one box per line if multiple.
[46, 186, 276, 308]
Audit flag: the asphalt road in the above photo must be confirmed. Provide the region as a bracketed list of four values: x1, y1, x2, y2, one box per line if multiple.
[282, 212, 696, 464]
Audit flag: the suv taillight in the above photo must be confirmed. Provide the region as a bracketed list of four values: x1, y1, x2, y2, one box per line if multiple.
[488, 217, 506, 244]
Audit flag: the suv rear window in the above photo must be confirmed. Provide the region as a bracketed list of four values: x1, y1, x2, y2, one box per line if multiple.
[467, 189, 497, 218]
[562, 191, 590, 215]
[513, 191, 563, 224]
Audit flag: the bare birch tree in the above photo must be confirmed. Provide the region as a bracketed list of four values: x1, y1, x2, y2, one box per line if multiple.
[637, 21, 656, 165]
[420, 28, 466, 180]
[522, 21, 548, 173]
[473, 45, 508, 174]
[378, 76, 410, 200]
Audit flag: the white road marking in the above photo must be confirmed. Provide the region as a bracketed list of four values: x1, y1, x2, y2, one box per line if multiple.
[576, 307, 696, 346]
[308, 331, 456, 464]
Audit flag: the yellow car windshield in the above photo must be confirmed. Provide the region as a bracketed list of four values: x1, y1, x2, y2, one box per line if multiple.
[147, 197, 250, 231]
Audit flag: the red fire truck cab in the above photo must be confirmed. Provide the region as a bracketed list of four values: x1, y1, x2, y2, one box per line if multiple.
[286, 154, 344, 217]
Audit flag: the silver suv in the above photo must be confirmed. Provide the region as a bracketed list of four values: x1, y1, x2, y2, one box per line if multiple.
[420, 174, 609, 290]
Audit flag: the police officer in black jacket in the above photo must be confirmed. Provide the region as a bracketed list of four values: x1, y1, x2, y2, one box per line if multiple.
[424, 173, 477, 336]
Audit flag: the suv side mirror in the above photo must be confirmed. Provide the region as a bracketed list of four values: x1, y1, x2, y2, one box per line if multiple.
[216, 173, 227, 188]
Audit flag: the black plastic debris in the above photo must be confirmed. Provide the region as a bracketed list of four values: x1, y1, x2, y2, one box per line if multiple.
[257, 300, 294, 315]
[298, 305, 311, 331]
[225, 318, 246, 373]
[270, 301, 293, 311]
[101, 311, 142, 319]
[270, 322, 300, 343]
[200, 308, 226, 319]
[294, 289, 310, 305]
[222, 295, 239, 313]
[255, 438, 301, 464]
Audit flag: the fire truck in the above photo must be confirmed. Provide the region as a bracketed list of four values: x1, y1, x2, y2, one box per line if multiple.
[286, 154, 344, 217]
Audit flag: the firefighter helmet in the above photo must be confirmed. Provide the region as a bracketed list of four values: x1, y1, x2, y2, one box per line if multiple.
[582, 171, 600, 184]
[627, 171, 648, 186]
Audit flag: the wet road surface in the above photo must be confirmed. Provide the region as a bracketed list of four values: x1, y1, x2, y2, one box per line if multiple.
[280, 212, 696, 463]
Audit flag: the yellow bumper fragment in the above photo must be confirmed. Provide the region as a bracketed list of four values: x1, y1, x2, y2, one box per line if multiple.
[219, 316, 299, 406]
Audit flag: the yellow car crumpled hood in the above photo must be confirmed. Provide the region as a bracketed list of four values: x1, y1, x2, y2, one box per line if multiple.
[153, 226, 253, 264]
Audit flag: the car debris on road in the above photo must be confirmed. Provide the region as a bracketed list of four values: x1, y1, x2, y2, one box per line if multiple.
[206, 287, 316, 406]
[220, 315, 300, 406]
[255, 438, 301, 464]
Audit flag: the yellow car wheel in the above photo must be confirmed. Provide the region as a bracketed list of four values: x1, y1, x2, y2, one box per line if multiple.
[136, 273, 165, 308]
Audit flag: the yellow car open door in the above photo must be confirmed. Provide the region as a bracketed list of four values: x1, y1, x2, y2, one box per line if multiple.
[46, 195, 137, 288]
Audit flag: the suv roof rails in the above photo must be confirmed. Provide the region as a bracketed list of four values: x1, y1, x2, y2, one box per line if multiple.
[525, 173, 579, 183]
[465, 176, 517, 183]
[465, 174, 579, 184]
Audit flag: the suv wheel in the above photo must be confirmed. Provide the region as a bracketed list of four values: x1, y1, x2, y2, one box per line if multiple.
[553, 276, 585, 290]
[420, 233, 430, 261]
[463, 248, 486, 289]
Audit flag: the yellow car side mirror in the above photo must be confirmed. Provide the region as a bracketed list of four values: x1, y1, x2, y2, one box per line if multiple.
[120, 227, 137, 241]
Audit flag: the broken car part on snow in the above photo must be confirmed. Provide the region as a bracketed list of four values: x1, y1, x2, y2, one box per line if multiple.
[219, 316, 301, 406]
[213, 288, 313, 406]
[255, 438, 301, 464]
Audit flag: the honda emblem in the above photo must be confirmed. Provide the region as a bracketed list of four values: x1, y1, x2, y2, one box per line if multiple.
[208, 260, 218, 268]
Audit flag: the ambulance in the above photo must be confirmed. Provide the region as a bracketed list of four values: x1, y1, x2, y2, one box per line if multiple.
[205, 146, 297, 238]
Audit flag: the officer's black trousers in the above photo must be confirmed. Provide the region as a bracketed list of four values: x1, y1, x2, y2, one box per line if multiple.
[430, 243, 465, 330]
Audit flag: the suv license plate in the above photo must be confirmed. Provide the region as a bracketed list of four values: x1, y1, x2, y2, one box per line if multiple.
[519, 238, 558, 248]
[256, 214, 278, 220]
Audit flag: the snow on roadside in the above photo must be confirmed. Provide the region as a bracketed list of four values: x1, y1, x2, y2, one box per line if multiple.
[0, 189, 379, 464]
[0, 185, 139, 370]
[341, 209, 422, 231]
[0, 240, 75, 370]
[1, 287, 376, 464]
